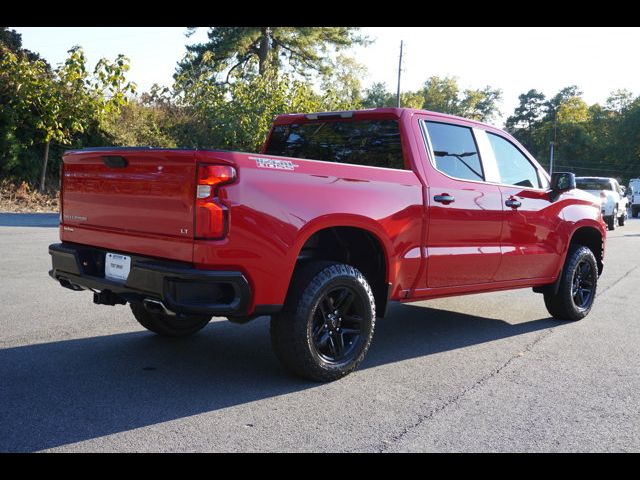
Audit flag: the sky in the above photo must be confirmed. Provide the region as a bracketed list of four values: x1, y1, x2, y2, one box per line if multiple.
[10, 27, 640, 126]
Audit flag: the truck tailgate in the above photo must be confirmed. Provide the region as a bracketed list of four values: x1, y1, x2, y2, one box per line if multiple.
[61, 149, 197, 262]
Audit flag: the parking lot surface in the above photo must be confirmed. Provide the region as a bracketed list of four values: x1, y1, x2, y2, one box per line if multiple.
[1, 212, 638, 452]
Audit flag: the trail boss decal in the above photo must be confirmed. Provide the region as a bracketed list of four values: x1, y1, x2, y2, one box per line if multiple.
[250, 157, 299, 171]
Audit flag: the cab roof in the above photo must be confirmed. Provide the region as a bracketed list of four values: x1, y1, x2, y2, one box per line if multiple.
[272, 107, 496, 130]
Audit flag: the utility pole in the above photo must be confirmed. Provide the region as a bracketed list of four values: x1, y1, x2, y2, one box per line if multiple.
[549, 109, 558, 174]
[396, 40, 403, 108]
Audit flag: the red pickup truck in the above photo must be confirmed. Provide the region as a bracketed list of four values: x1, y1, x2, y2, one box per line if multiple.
[49, 108, 606, 381]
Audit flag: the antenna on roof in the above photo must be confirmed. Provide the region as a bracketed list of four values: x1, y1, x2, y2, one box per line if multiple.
[396, 40, 404, 108]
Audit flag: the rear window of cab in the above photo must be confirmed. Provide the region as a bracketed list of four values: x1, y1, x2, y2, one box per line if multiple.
[577, 179, 612, 190]
[265, 120, 406, 170]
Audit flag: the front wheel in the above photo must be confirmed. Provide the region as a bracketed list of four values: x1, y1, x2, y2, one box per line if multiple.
[543, 245, 598, 321]
[606, 210, 616, 231]
[270, 261, 376, 382]
[618, 209, 626, 226]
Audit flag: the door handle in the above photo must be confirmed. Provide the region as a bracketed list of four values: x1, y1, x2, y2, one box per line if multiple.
[434, 194, 455, 204]
[505, 198, 521, 208]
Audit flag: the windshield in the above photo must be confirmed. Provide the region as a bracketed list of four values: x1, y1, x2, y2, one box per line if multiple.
[576, 179, 612, 191]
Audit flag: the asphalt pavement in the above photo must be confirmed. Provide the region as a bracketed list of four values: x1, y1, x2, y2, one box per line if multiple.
[0, 212, 638, 452]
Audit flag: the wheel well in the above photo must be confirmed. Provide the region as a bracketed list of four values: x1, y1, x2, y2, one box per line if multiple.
[570, 227, 604, 275]
[296, 227, 389, 317]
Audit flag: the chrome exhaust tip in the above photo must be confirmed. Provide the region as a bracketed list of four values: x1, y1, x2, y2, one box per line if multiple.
[143, 298, 177, 316]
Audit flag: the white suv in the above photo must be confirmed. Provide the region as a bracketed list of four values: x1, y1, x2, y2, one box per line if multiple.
[576, 177, 628, 230]
[629, 178, 640, 218]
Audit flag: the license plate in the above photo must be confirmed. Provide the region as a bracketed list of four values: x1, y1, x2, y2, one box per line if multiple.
[105, 253, 131, 281]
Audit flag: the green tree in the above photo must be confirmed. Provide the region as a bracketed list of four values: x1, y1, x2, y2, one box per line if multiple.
[362, 82, 393, 108]
[174, 67, 328, 151]
[419, 76, 501, 121]
[557, 96, 590, 123]
[400, 91, 425, 109]
[505, 89, 546, 149]
[1, 31, 52, 183]
[0, 27, 22, 52]
[610, 97, 640, 178]
[505, 86, 591, 171]
[459, 86, 502, 122]
[1, 48, 58, 188]
[0, 27, 46, 63]
[606, 89, 634, 113]
[320, 55, 366, 110]
[0, 46, 135, 190]
[177, 27, 368, 82]
[544, 85, 582, 121]
[421, 76, 460, 114]
[101, 98, 177, 148]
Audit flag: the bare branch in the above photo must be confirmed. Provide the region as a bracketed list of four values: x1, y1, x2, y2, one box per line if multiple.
[271, 38, 319, 70]
[225, 54, 252, 84]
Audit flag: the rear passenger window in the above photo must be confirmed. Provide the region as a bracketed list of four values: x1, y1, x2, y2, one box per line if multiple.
[488, 133, 541, 188]
[424, 121, 484, 181]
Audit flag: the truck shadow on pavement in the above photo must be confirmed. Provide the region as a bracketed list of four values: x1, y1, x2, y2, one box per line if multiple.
[0, 303, 559, 452]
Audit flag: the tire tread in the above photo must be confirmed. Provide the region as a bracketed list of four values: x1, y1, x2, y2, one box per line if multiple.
[544, 245, 598, 321]
[270, 261, 376, 382]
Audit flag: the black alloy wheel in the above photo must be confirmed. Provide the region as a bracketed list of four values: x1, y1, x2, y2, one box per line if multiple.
[271, 261, 376, 382]
[310, 286, 365, 363]
[571, 259, 595, 310]
[543, 245, 598, 321]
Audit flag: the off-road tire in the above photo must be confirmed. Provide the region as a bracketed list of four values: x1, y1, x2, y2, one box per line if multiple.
[606, 210, 616, 231]
[544, 245, 598, 321]
[618, 209, 626, 226]
[270, 261, 376, 382]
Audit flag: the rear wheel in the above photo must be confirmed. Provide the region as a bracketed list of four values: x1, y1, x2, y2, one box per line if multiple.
[130, 303, 211, 337]
[270, 261, 376, 382]
[543, 245, 598, 321]
[633, 206, 639, 218]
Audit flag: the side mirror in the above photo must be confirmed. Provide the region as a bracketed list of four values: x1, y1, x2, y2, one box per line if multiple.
[550, 172, 576, 192]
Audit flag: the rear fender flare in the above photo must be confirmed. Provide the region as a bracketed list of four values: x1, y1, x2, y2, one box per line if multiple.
[285, 214, 395, 287]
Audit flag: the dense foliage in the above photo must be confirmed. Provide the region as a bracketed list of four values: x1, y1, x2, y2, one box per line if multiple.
[1, 28, 135, 190]
[504, 86, 640, 182]
[362, 76, 503, 122]
[361, 77, 640, 184]
[177, 27, 368, 81]
[1, 27, 639, 192]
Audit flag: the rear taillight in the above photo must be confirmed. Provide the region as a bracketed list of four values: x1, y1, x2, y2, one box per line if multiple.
[59, 162, 64, 224]
[195, 164, 236, 239]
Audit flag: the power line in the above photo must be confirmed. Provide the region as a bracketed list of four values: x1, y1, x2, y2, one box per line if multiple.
[540, 156, 639, 169]
[553, 164, 636, 174]
[549, 159, 636, 168]
[552, 160, 637, 169]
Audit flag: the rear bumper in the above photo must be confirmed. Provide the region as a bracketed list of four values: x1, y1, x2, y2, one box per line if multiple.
[49, 242, 251, 317]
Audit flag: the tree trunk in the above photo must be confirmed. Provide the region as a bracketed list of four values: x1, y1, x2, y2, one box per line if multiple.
[258, 27, 272, 75]
[39, 139, 50, 193]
